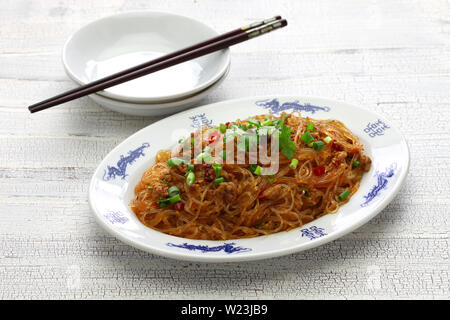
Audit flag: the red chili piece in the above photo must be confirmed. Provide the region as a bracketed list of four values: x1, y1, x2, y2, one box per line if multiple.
[225, 122, 230, 128]
[331, 141, 343, 151]
[313, 165, 326, 176]
[173, 202, 184, 211]
[208, 131, 220, 144]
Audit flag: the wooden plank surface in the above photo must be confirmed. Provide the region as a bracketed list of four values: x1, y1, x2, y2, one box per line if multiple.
[0, 0, 449, 299]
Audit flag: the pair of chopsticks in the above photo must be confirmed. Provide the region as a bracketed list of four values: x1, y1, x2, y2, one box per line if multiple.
[28, 16, 287, 113]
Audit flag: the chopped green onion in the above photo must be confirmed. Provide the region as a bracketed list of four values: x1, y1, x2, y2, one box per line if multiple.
[289, 158, 299, 170]
[203, 146, 211, 153]
[186, 172, 195, 186]
[338, 189, 351, 201]
[219, 123, 227, 133]
[168, 186, 180, 197]
[187, 163, 195, 171]
[158, 198, 170, 208]
[160, 180, 169, 186]
[212, 163, 222, 177]
[253, 165, 262, 175]
[306, 122, 315, 131]
[307, 141, 314, 147]
[169, 194, 181, 204]
[301, 131, 314, 145]
[220, 150, 227, 160]
[261, 119, 274, 126]
[265, 174, 276, 182]
[302, 188, 310, 197]
[247, 118, 261, 128]
[313, 141, 325, 151]
[167, 157, 185, 167]
[352, 161, 360, 168]
[147, 185, 153, 189]
[276, 113, 287, 128]
[214, 177, 226, 186]
[178, 138, 183, 143]
[324, 136, 332, 144]
[249, 164, 257, 172]
[196, 152, 213, 163]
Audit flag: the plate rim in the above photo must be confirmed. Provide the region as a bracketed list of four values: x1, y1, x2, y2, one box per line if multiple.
[88, 95, 410, 262]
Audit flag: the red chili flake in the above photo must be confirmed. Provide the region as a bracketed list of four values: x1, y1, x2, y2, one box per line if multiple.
[313, 165, 326, 176]
[258, 190, 267, 201]
[225, 122, 230, 128]
[208, 131, 220, 144]
[331, 141, 343, 151]
[173, 202, 184, 211]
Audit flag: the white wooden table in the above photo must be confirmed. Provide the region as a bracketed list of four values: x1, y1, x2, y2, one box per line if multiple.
[0, 0, 449, 299]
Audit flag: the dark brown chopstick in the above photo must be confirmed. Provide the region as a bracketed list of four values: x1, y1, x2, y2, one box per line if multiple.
[29, 18, 287, 113]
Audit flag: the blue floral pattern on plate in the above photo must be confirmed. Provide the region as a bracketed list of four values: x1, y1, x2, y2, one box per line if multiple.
[255, 98, 331, 114]
[103, 211, 129, 224]
[361, 163, 397, 207]
[103, 142, 150, 181]
[167, 242, 251, 254]
[300, 226, 327, 240]
[189, 113, 213, 129]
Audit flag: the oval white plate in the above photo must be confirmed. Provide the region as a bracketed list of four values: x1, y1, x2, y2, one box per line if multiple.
[89, 96, 409, 262]
[88, 65, 229, 116]
[63, 11, 230, 103]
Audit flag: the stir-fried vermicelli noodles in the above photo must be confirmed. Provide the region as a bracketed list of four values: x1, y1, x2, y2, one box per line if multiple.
[130, 112, 371, 240]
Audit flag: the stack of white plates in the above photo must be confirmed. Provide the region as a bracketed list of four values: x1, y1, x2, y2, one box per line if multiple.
[62, 11, 230, 116]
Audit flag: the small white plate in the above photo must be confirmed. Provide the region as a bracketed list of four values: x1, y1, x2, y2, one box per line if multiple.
[63, 11, 230, 103]
[89, 96, 409, 262]
[88, 65, 229, 116]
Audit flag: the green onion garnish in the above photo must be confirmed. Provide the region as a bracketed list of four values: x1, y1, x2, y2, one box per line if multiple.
[219, 123, 227, 134]
[289, 158, 299, 170]
[265, 174, 276, 182]
[196, 152, 213, 163]
[313, 141, 325, 151]
[301, 131, 314, 145]
[187, 163, 194, 171]
[253, 165, 262, 175]
[147, 185, 153, 189]
[186, 172, 195, 186]
[214, 177, 226, 186]
[158, 198, 170, 208]
[247, 118, 261, 128]
[324, 136, 332, 144]
[168, 186, 180, 197]
[338, 189, 351, 201]
[212, 163, 222, 177]
[169, 194, 181, 204]
[160, 180, 169, 186]
[352, 161, 360, 168]
[261, 119, 274, 126]
[167, 157, 185, 167]
[306, 122, 315, 131]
